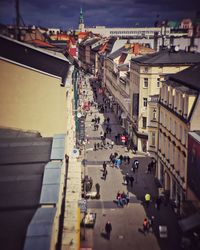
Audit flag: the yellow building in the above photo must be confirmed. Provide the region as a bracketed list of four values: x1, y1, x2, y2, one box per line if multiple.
[158, 64, 200, 215]
[0, 35, 71, 137]
[130, 48, 200, 152]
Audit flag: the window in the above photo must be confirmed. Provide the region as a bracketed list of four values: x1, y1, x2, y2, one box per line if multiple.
[142, 117, 147, 129]
[143, 98, 147, 107]
[179, 125, 182, 142]
[172, 146, 175, 164]
[174, 121, 177, 135]
[183, 129, 186, 145]
[160, 111, 163, 124]
[153, 109, 156, 120]
[157, 78, 160, 88]
[170, 118, 172, 131]
[152, 132, 156, 146]
[165, 114, 168, 128]
[168, 141, 170, 160]
[144, 78, 148, 88]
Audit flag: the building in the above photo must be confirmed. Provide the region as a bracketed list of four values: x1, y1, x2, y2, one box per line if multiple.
[104, 43, 155, 135]
[0, 34, 82, 249]
[130, 48, 200, 153]
[157, 63, 200, 215]
[0, 35, 70, 137]
[86, 26, 171, 39]
[78, 36, 101, 73]
[187, 131, 200, 212]
[78, 7, 85, 32]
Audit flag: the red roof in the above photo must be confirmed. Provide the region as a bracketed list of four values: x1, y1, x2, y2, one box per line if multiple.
[27, 39, 54, 48]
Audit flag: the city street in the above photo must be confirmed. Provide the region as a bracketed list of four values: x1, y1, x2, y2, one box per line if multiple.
[80, 75, 182, 250]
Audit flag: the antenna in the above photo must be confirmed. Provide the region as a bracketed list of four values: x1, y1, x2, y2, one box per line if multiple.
[15, 0, 20, 40]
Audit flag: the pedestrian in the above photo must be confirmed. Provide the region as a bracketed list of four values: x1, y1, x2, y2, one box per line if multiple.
[126, 192, 130, 205]
[143, 218, 149, 234]
[106, 126, 109, 134]
[134, 159, 139, 170]
[155, 196, 162, 210]
[116, 192, 123, 207]
[121, 191, 127, 205]
[145, 193, 151, 208]
[127, 155, 130, 164]
[97, 116, 100, 124]
[103, 161, 107, 172]
[94, 142, 97, 151]
[129, 175, 134, 187]
[147, 163, 152, 174]
[131, 162, 136, 173]
[107, 117, 110, 123]
[103, 169, 108, 180]
[125, 173, 130, 186]
[105, 221, 112, 240]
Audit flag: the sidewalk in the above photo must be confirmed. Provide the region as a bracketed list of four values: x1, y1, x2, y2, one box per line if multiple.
[80, 75, 182, 250]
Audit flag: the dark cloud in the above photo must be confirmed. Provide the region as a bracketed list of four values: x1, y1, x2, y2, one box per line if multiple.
[0, 0, 199, 30]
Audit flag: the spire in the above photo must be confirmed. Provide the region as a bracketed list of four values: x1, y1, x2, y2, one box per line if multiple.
[79, 7, 84, 25]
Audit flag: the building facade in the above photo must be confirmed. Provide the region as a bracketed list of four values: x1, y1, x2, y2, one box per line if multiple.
[130, 49, 200, 153]
[157, 64, 200, 215]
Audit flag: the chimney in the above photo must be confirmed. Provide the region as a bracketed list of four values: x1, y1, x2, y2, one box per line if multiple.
[132, 43, 140, 55]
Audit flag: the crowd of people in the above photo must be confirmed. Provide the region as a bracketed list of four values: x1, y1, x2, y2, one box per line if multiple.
[81, 75, 163, 242]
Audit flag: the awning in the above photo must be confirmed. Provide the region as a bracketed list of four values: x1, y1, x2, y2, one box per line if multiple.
[178, 213, 200, 233]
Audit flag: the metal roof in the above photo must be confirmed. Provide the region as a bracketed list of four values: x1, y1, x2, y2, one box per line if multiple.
[39, 162, 62, 205]
[132, 49, 200, 66]
[50, 134, 65, 160]
[0, 130, 52, 250]
[24, 207, 56, 250]
[169, 63, 200, 91]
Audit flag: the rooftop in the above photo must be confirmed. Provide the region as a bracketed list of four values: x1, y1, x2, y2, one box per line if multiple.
[0, 128, 52, 250]
[0, 35, 70, 84]
[169, 63, 200, 91]
[132, 49, 200, 66]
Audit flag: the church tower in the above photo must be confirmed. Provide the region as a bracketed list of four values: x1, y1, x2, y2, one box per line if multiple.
[79, 7, 85, 32]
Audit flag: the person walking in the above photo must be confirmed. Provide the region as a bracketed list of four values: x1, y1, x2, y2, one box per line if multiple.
[143, 218, 149, 234]
[103, 161, 107, 172]
[134, 159, 139, 170]
[125, 173, 130, 186]
[94, 142, 97, 151]
[127, 155, 130, 164]
[103, 169, 108, 180]
[105, 221, 112, 240]
[129, 175, 134, 187]
[155, 196, 162, 210]
[145, 193, 151, 208]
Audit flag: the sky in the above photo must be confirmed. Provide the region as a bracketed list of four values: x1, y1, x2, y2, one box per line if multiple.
[0, 0, 200, 31]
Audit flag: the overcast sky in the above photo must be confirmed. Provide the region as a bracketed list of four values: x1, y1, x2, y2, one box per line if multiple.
[0, 0, 199, 30]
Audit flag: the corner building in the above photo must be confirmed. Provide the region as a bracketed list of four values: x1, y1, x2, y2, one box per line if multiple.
[157, 64, 200, 215]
